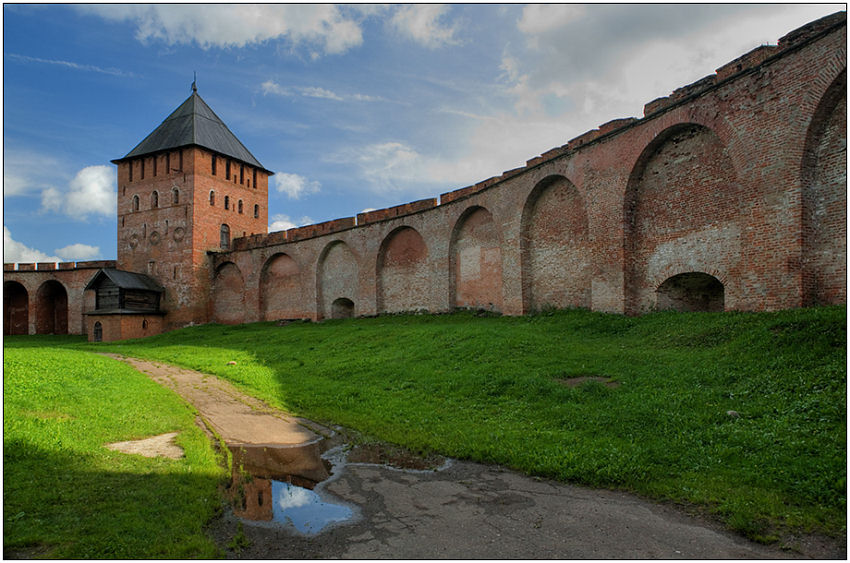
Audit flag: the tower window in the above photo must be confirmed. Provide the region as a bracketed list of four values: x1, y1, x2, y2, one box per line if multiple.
[152, 190, 159, 208]
[253, 204, 259, 218]
[220, 224, 230, 250]
[253, 169, 258, 188]
[238, 199, 243, 214]
[212, 155, 217, 175]
[226, 160, 231, 180]
[172, 188, 179, 205]
[240, 165, 244, 185]
[179, 150, 183, 171]
[129, 162, 133, 182]
[224, 195, 230, 210]
[140, 158, 145, 180]
[166, 152, 171, 173]
[132, 195, 140, 212]
[210, 190, 215, 206]
[153, 155, 157, 177]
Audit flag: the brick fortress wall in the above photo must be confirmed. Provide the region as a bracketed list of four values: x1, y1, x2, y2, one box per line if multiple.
[5, 13, 846, 335]
[208, 13, 846, 323]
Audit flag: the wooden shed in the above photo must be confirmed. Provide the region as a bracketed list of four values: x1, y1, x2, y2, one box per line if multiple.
[84, 268, 165, 342]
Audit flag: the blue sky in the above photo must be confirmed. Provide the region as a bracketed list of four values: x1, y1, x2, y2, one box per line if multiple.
[3, 3, 842, 263]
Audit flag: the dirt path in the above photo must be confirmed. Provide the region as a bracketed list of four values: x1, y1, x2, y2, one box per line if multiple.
[109, 355, 843, 559]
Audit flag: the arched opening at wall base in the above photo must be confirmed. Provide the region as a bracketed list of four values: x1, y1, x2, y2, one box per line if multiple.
[36, 280, 69, 334]
[4, 281, 29, 335]
[656, 272, 724, 313]
[331, 298, 355, 319]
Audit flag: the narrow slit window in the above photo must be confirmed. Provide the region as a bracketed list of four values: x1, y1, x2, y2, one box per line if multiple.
[224, 195, 230, 210]
[238, 200, 243, 214]
[253, 204, 259, 218]
[209, 190, 215, 206]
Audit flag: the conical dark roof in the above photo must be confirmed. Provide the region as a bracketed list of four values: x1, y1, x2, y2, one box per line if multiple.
[112, 87, 272, 173]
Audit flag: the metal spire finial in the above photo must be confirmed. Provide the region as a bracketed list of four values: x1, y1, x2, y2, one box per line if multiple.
[192, 72, 197, 93]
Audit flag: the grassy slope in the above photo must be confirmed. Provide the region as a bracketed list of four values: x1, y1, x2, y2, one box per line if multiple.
[82, 306, 846, 541]
[3, 344, 227, 558]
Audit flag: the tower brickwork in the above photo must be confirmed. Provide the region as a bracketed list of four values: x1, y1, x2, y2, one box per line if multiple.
[113, 87, 272, 329]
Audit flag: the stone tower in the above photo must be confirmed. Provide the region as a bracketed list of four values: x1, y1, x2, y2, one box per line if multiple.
[111, 84, 273, 329]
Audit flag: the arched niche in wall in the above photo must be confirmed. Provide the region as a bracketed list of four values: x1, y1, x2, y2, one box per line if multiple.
[331, 297, 355, 319]
[260, 253, 303, 321]
[801, 69, 847, 306]
[4, 281, 29, 335]
[520, 175, 590, 313]
[449, 206, 503, 312]
[211, 261, 246, 324]
[317, 240, 359, 320]
[657, 272, 724, 312]
[36, 280, 68, 334]
[376, 226, 430, 314]
[623, 123, 742, 314]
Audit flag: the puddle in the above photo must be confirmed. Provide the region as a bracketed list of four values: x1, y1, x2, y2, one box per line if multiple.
[273, 481, 353, 534]
[228, 440, 357, 535]
[227, 438, 448, 535]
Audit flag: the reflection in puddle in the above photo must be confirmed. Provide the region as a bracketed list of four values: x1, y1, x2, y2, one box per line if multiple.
[273, 480, 353, 534]
[228, 440, 448, 535]
[228, 442, 357, 535]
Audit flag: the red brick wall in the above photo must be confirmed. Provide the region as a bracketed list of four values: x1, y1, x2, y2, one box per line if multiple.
[259, 253, 306, 321]
[521, 175, 591, 312]
[3, 262, 115, 335]
[450, 206, 503, 311]
[377, 226, 430, 313]
[87, 314, 164, 342]
[7, 13, 845, 335]
[317, 241, 359, 319]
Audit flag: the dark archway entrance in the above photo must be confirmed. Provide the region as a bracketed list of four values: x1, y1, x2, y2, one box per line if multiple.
[657, 273, 724, 312]
[4, 281, 29, 335]
[331, 298, 354, 319]
[36, 280, 69, 334]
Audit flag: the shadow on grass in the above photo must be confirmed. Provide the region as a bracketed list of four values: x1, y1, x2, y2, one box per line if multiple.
[3, 439, 224, 559]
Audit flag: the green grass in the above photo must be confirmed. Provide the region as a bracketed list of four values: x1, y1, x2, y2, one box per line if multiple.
[5, 306, 846, 549]
[3, 344, 228, 558]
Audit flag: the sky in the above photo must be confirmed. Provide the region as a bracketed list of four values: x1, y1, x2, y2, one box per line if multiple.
[3, 3, 843, 263]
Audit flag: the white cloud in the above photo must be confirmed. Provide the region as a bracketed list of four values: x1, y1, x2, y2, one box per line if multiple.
[6, 53, 132, 77]
[3, 227, 62, 263]
[517, 4, 585, 36]
[261, 80, 384, 103]
[332, 142, 425, 194]
[273, 172, 321, 200]
[39, 165, 115, 220]
[80, 4, 363, 56]
[269, 214, 313, 233]
[389, 4, 460, 49]
[55, 243, 101, 261]
[3, 148, 65, 197]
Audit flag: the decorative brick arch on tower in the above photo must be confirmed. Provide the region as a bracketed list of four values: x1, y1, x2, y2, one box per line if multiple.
[376, 226, 430, 314]
[211, 262, 246, 324]
[259, 252, 304, 321]
[316, 240, 359, 320]
[449, 206, 503, 311]
[520, 175, 590, 313]
[623, 123, 744, 314]
[801, 68, 847, 306]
